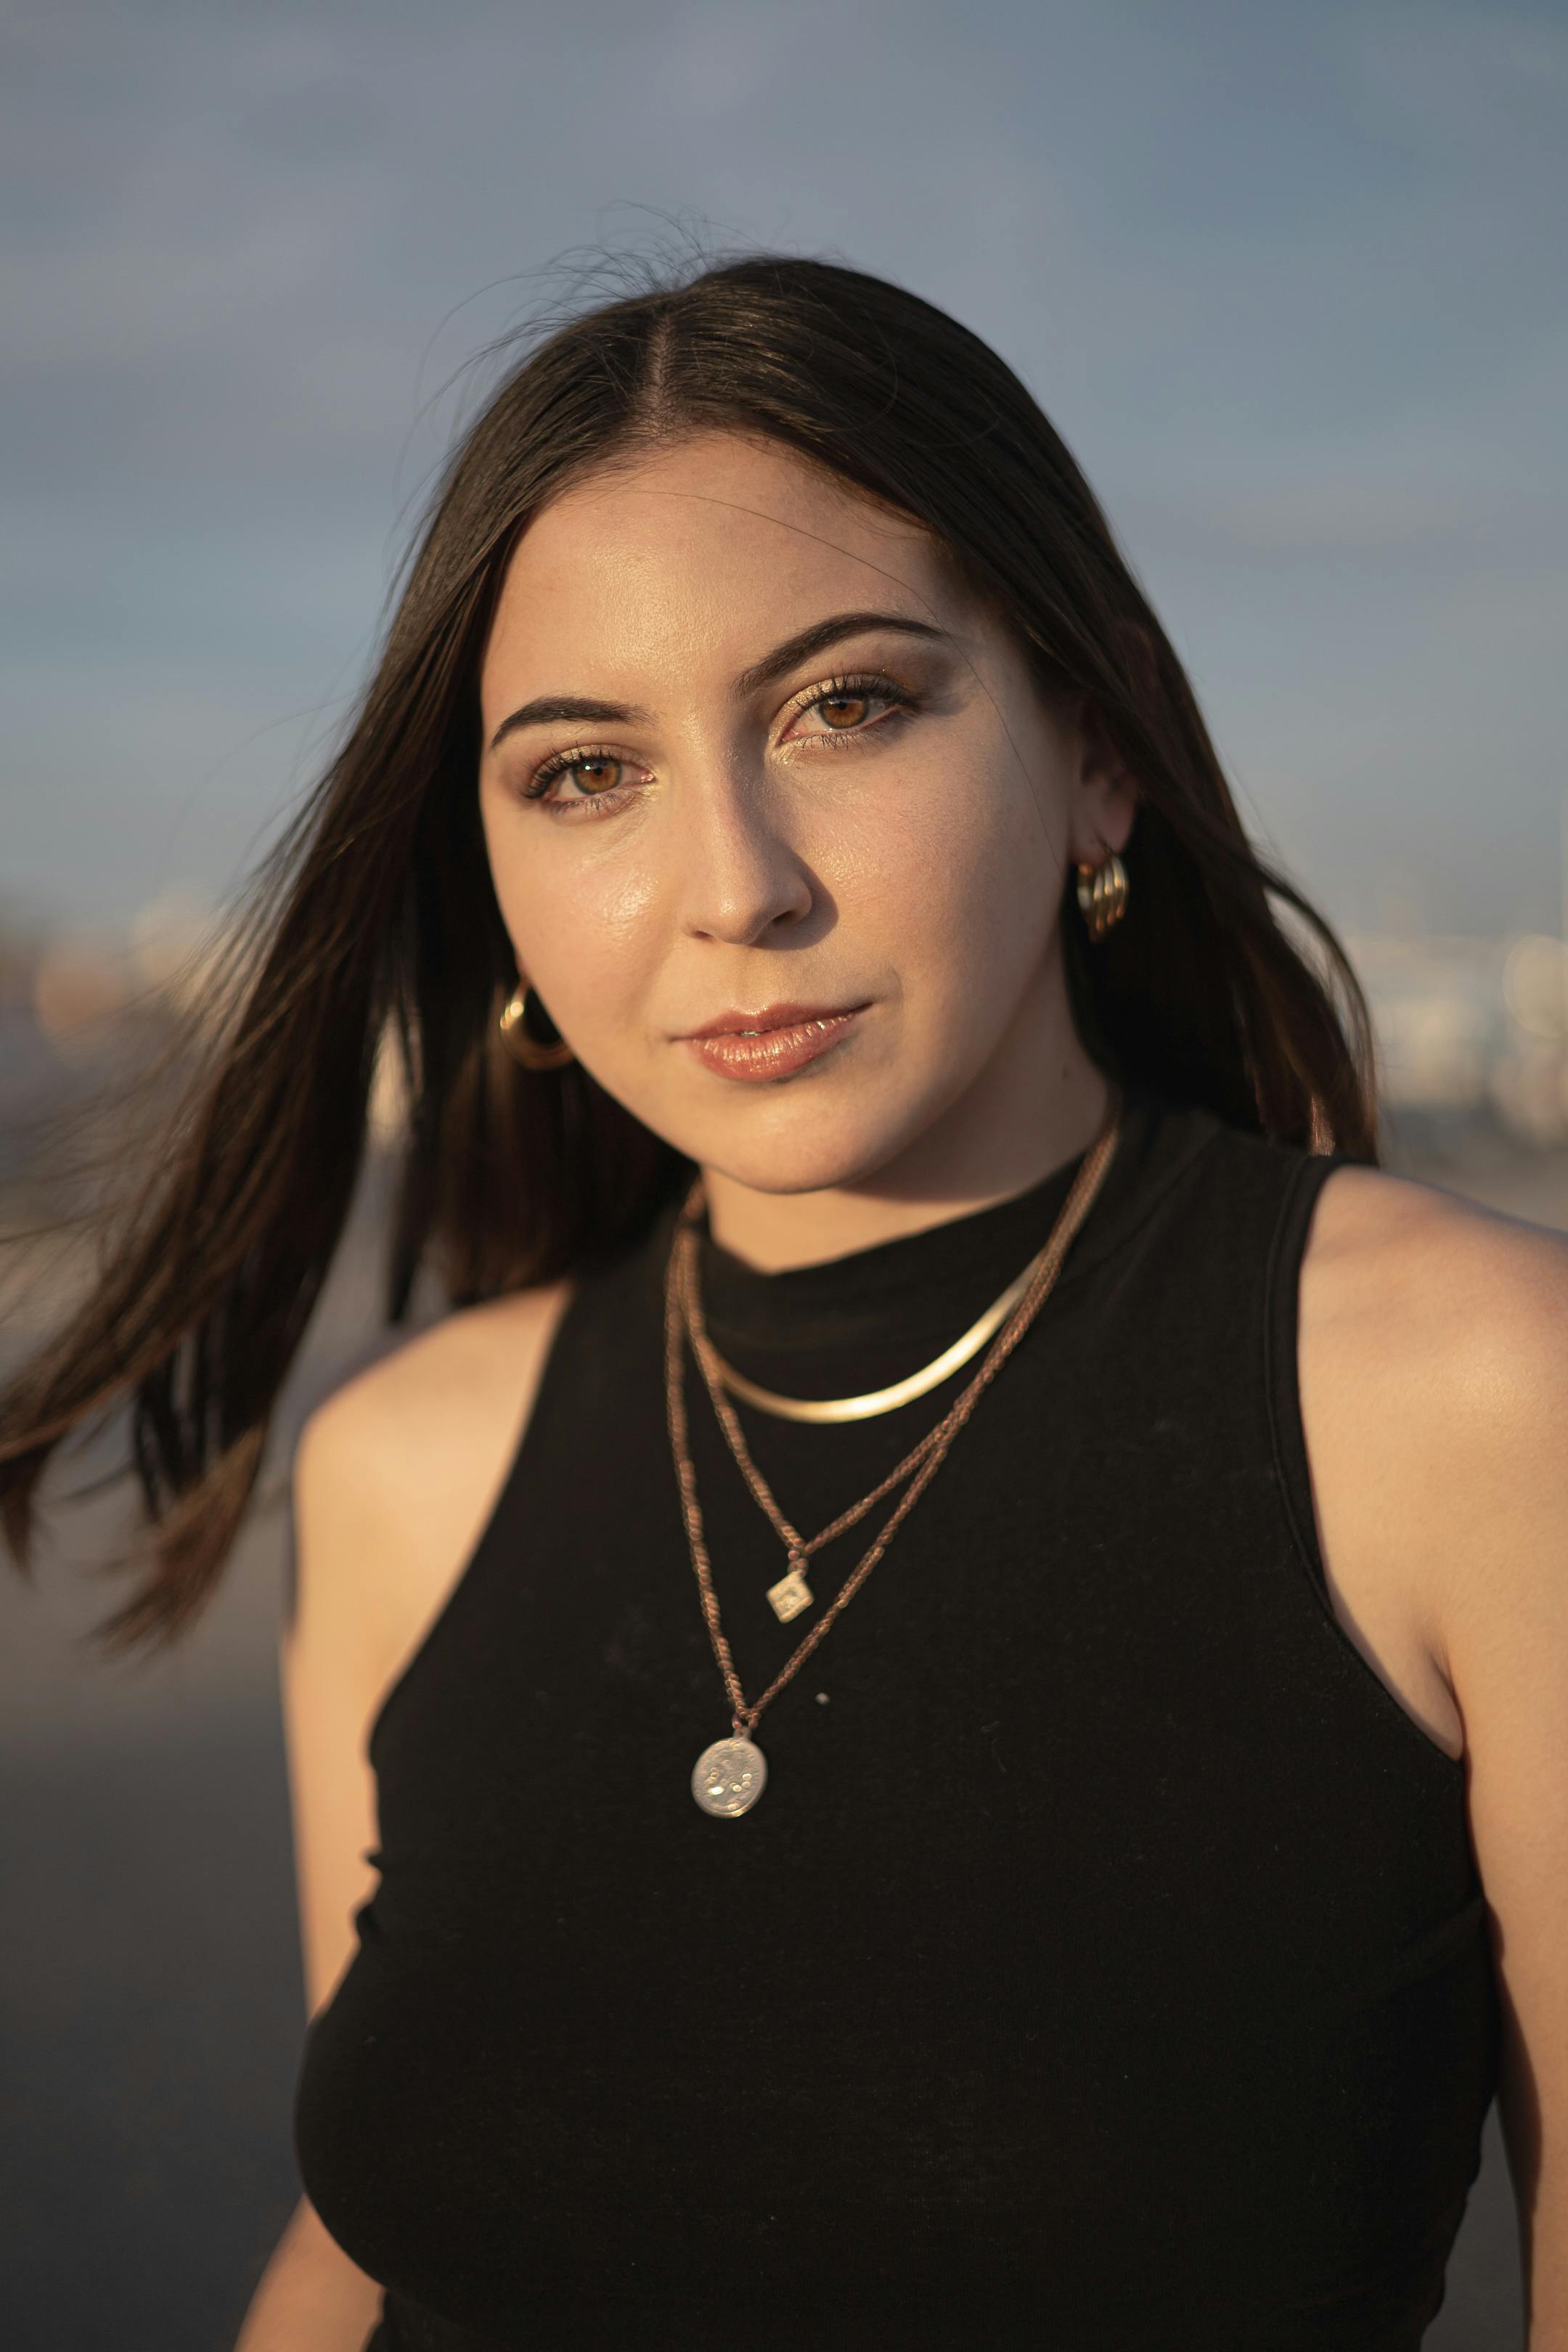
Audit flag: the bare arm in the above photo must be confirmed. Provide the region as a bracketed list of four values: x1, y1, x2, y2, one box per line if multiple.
[232, 1284, 572, 2350]
[232, 1389, 395, 2351]
[1310, 1173, 1568, 2345]
[1428, 1230, 1568, 2350]
[233, 2195, 383, 2352]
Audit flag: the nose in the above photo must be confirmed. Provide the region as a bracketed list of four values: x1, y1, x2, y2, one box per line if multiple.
[670, 757, 814, 947]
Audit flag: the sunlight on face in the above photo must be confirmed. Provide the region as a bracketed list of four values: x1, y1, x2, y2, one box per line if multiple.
[478, 431, 1108, 1200]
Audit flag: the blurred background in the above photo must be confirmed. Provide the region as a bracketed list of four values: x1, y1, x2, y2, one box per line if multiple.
[4, 0, 1564, 2343]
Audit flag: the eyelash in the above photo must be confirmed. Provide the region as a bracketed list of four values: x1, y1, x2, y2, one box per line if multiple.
[518, 669, 919, 819]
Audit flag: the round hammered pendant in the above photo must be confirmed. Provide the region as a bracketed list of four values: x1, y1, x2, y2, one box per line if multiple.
[692, 1734, 767, 1818]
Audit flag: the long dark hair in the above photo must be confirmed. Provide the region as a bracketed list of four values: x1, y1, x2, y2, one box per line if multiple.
[1, 249, 1377, 1653]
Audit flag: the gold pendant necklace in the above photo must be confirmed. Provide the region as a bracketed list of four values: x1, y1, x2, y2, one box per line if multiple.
[668, 1093, 1124, 1816]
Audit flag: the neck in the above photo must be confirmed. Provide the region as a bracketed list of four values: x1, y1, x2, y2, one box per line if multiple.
[699, 960, 1113, 1275]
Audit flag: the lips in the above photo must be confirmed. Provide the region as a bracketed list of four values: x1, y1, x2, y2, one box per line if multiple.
[679, 1003, 867, 1082]
[682, 1000, 864, 1039]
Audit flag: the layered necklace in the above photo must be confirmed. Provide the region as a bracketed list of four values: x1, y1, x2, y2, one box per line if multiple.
[664, 1089, 1124, 1817]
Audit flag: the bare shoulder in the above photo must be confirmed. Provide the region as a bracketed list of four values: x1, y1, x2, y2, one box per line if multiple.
[1302, 1158, 1568, 1388]
[299, 1280, 575, 1487]
[1300, 1159, 1568, 1645]
[1307, 1178, 1568, 2292]
[280, 1280, 573, 2017]
[293, 1278, 575, 1685]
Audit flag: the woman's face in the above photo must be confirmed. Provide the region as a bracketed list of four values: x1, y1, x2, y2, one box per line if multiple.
[478, 430, 1133, 1203]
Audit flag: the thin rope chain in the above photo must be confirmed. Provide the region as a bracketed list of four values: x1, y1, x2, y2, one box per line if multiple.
[679, 1247, 950, 1564]
[663, 1092, 1123, 1738]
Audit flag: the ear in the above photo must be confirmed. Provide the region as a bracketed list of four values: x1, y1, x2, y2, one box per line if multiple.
[1069, 695, 1139, 867]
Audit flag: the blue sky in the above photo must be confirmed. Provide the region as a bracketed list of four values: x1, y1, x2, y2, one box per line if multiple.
[5, 0, 1565, 940]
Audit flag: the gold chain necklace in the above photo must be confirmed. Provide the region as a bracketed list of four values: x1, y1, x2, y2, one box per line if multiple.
[695, 1244, 1049, 1423]
[665, 1090, 1123, 1817]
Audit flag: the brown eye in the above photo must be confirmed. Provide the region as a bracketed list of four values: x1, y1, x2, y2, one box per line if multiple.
[567, 754, 624, 793]
[524, 748, 632, 806]
[789, 672, 912, 747]
[817, 693, 871, 730]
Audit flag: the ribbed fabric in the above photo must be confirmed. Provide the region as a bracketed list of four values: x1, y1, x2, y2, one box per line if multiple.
[293, 1085, 1498, 2350]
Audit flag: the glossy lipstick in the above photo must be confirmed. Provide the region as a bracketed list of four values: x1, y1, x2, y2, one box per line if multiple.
[681, 1003, 867, 1082]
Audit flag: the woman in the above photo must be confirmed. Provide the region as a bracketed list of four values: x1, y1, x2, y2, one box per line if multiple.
[4, 254, 1564, 2351]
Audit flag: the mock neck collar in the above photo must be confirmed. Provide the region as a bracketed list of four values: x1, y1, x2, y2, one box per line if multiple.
[691, 1082, 1173, 1363]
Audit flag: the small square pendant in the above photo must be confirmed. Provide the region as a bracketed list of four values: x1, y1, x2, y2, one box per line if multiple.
[767, 1564, 814, 1622]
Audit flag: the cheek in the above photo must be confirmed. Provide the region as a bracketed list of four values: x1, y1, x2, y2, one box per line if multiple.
[844, 757, 1060, 982]
[481, 799, 661, 1003]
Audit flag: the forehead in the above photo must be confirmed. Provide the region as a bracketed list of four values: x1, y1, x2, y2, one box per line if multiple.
[481, 431, 965, 703]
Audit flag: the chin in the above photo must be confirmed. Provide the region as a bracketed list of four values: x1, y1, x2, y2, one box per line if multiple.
[616, 1052, 932, 1193]
[682, 1103, 920, 1197]
[709, 1153, 871, 1198]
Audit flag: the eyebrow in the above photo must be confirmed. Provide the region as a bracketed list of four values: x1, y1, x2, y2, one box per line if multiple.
[486, 608, 951, 753]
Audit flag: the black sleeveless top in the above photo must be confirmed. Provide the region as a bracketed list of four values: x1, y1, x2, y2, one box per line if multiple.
[293, 1086, 1499, 2351]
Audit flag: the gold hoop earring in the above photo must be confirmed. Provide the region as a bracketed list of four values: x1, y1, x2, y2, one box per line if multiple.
[499, 979, 575, 1071]
[1074, 849, 1129, 944]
